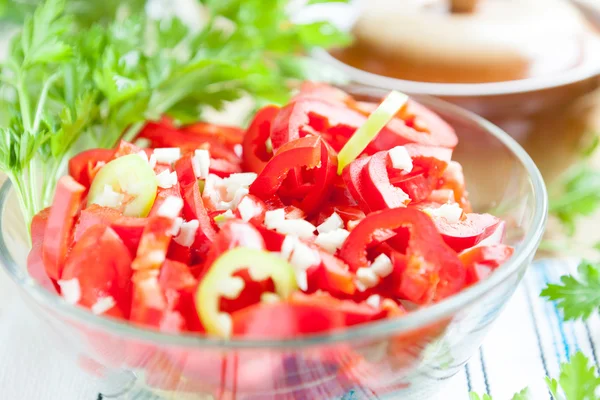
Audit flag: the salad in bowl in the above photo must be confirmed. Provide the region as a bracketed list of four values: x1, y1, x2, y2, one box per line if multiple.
[6, 82, 546, 398]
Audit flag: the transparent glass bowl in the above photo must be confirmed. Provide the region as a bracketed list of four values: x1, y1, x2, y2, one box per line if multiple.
[0, 85, 547, 399]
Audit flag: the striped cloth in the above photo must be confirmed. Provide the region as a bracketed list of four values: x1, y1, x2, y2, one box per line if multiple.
[0, 258, 598, 399]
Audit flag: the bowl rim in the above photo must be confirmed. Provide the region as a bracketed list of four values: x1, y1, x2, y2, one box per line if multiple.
[312, 35, 600, 97]
[0, 90, 548, 349]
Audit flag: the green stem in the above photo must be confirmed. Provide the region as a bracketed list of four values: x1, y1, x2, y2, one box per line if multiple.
[120, 121, 145, 144]
[17, 75, 32, 132]
[32, 73, 60, 133]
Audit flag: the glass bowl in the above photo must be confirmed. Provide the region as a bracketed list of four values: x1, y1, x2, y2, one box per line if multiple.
[0, 84, 547, 399]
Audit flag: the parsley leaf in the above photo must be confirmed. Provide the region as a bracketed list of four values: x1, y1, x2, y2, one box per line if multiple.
[0, 0, 350, 226]
[546, 352, 600, 400]
[541, 259, 600, 321]
[469, 393, 493, 400]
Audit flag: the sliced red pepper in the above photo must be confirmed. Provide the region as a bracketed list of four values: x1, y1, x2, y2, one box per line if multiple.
[339, 207, 465, 304]
[74, 205, 146, 256]
[341, 157, 372, 213]
[309, 250, 356, 296]
[432, 213, 501, 253]
[42, 176, 86, 280]
[460, 244, 514, 285]
[131, 214, 178, 271]
[253, 223, 286, 252]
[292, 81, 356, 105]
[249, 135, 321, 200]
[208, 157, 241, 178]
[68, 148, 114, 188]
[158, 259, 203, 332]
[28, 208, 58, 293]
[149, 165, 183, 217]
[205, 220, 266, 266]
[360, 151, 410, 211]
[62, 225, 133, 319]
[355, 100, 458, 150]
[174, 157, 217, 259]
[130, 270, 169, 328]
[180, 122, 244, 146]
[242, 105, 279, 174]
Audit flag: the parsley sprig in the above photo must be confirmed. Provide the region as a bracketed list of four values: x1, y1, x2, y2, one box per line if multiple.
[0, 0, 350, 226]
[471, 352, 600, 400]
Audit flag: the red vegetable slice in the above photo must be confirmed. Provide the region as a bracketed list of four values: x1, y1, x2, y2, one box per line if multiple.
[339, 207, 465, 304]
[158, 259, 203, 332]
[132, 214, 179, 271]
[42, 176, 86, 280]
[204, 220, 266, 266]
[27, 208, 58, 293]
[432, 213, 501, 253]
[341, 157, 372, 213]
[242, 105, 279, 174]
[360, 150, 410, 211]
[62, 225, 133, 318]
[68, 148, 114, 188]
[460, 244, 514, 285]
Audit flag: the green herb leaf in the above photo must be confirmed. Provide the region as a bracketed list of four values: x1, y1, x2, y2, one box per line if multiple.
[540, 260, 600, 321]
[546, 352, 600, 400]
[511, 387, 532, 400]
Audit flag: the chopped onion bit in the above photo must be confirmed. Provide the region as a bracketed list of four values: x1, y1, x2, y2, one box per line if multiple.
[315, 228, 350, 254]
[217, 276, 246, 300]
[156, 195, 184, 219]
[91, 296, 116, 315]
[153, 148, 181, 164]
[58, 278, 81, 305]
[155, 169, 178, 189]
[370, 254, 393, 278]
[317, 212, 343, 234]
[388, 146, 413, 172]
[423, 202, 463, 224]
[192, 149, 210, 179]
[174, 219, 199, 246]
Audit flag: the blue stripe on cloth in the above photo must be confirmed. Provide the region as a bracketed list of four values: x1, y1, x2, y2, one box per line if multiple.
[585, 323, 600, 368]
[479, 348, 491, 396]
[465, 362, 473, 393]
[536, 264, 567, 365]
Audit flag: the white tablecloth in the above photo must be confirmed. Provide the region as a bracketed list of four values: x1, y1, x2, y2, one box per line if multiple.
[0, 258, 598, 400]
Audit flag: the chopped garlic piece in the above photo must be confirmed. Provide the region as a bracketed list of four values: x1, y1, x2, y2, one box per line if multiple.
[223, 173, 257, 198]
[370, 254, 393, 278]
[248, 264, 271, 281]
[366, 294, 381, 308]
[148, 153, 157, 169]
[273, 219, 316, 239]
[289, 241, 320, 271]
[217, 276, 246, 300]
[93, 184, 124, 208]
[192, 149, 210, 179]
[153, 148, 181, 164]
[237, 196, 260, 222]
[388, 146, 413, 172]
[260, 292, 281, 304]
[317, 212, 344, 234]
[296, 270, 308, 291]
[264, 209, 286, 228]
[233, 144, 243, 157]
[356, 267, 379, 290]
[174, 219, 199, 246]
[280, 235, 298, 261]
[155, 169, 178, 189]
[217, 313, 233, 338]
[91, 296, 116, 315]
[157, 196, 183, 219]
[167, 217, 184, 237]
[423, 202, 463, 224]
[315, 228, 350, 254]
[58, 279, 81, 305]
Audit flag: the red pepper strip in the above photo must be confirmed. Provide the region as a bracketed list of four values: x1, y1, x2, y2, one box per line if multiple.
[339, 207, 465, 304]
[158, 259, 203, 332]
[174, 157, 217, 256]
[205, 220, 266, 266]
[300, 140, 338, 215]
[112, 140, 146, 160]
[130, 270, 169, 328]
[341, 157, 372, 213]
[292, 81, 356, 105]
[249, 135, 322, 199]
[460, 244, 514, 285]
[439, 161, 471, 212]
[432, 213, 501, 253]
[309, 250, 356, 296]
[62, 225, 133, 319]
[242, 105, 279, 174]
[180, 122, 244, 146]
[68, 148, 114, 188]
[28, 208, 58, 293]
[355, 100, 458, 150]
[74, 205, 146, 256]
[42, 176, 86, 280]
[209, 157, 241, 178]
[360, 151, 410, 211]
[253, 223, 286, 252]
[131, 214, 178, 271]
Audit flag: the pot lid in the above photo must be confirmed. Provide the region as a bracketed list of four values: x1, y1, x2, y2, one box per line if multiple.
[332, 0, 594, 84]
